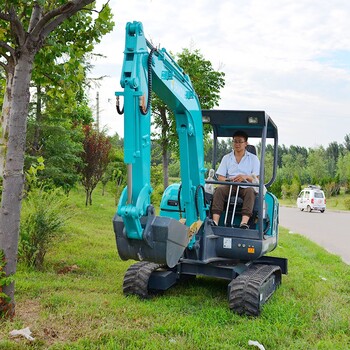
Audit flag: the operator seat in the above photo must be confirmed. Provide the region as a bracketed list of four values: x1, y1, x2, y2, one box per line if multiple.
[246, 144, 257, 155]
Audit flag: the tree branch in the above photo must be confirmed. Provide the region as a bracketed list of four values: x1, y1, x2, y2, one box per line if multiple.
[31, 0, 95, 41]
[0, 41, 15, 57]
[28, 2, 42, 32]
[30, 2, 74, 40]
[0, 42, 15, 65]
[0, 10, 11, 21]
[8, 6, 26, 46]
[96, 0, 110, 14]
[0, 61, 7, 72]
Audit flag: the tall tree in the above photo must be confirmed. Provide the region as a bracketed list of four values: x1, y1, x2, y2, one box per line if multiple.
[0, 0, 111, 317]
[325, 141, 343, 178]
[78, 125, 112, 206]
[344, 134, 350, 152]
[307, 147, 328, 184]
[26, 5, 113, 159]
[336, 151, 350, 188]
[152, 48, 225, 188]
[280, 153, 309, 184]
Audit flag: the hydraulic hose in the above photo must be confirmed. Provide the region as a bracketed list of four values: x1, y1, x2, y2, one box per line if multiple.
[177, 184, 182, 219]
[140, 47, 157, 115]
[116, 96, 124, 115]
[195, 185, 206, 220]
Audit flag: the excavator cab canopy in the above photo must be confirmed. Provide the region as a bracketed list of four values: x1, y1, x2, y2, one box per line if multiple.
[202, 109, 278, 188]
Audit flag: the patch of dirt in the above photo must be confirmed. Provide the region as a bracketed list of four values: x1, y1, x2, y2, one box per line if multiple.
[57, 264, 79, 274]
[16, 299, 41, 325]
[9, 299, 67, 346]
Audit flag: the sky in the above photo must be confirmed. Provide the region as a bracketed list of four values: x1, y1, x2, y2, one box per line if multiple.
[88, 0, 350, 148]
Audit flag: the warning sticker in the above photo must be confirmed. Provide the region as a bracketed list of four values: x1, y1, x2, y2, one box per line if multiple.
[223, 238, 232, 249]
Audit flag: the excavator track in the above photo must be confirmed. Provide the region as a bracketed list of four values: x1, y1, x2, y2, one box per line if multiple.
[228, 264, 282, 316]
[123, 261, 164, 298]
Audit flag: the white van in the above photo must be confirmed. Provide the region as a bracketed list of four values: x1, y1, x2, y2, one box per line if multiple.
[296, 186, 326, 213]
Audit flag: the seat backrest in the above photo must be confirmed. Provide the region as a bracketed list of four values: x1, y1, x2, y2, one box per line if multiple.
[246, 144, 257, 155]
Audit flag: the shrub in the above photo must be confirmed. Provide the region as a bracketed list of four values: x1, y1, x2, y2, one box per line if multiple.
[168, 159, 180, 178]
[19, 188, 72, 269]
[344, 198, 350, 210]
[0, 250, 14, 316]
[323, 181, 340, 197]
[151, 183, 164, 209]
[289, 178, 301, 199]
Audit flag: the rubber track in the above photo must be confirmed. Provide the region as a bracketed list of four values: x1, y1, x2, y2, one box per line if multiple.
[228, 264, 281, 316]
[123, 261, 163, 298]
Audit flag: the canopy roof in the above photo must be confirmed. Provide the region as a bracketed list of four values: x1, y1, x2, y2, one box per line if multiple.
[201, 109, 278, 139]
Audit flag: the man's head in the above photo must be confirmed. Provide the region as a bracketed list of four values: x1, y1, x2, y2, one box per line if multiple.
[232, 130, 248, 146]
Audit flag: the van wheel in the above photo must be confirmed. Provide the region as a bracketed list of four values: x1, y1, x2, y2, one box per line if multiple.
[300, 208, 304, 211]
[320, 210, 325, 213]
[307, 205, 312, 213]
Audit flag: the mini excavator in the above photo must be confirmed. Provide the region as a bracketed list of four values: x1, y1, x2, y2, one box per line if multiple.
[113, 21, 287, 316]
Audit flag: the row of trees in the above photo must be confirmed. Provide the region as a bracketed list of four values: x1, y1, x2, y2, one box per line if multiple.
[267, 140, 350, 199]
[150, 133, 350, 201]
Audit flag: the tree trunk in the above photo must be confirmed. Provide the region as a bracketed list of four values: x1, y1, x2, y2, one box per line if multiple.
[32, 84, 43, 155]
[0, 54, 34, 316]
[89, 189, 93, 205]
[85, 188, 89, 206]
[162, 147, 169, 189]
[0, 68, 14, 178]
[160, 107, 169, 189]
[102, 184, 105, 196]
[84, 187, 93, 206]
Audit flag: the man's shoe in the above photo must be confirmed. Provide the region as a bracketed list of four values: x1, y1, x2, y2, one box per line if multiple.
[239, 223, 249, 229]
[209, 219, 218, 226]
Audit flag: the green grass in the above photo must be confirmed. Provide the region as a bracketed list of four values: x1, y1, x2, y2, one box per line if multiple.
[1, 187, 349, 349]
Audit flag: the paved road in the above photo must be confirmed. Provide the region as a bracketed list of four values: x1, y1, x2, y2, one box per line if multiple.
[279, 206, 350, 264]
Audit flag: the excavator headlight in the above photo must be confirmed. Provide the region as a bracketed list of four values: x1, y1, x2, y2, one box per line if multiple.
[202, 116, 211, 124]
[248, 116, 259, 124]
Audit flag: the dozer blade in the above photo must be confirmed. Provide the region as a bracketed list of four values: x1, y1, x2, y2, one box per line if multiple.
[113, 214, 189, 268]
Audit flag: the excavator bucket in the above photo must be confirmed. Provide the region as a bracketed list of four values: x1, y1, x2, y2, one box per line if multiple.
[113, 214, 190, 268]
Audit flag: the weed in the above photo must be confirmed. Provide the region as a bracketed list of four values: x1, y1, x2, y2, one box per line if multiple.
[344, 198, 350, 210]
[18, 187, 73, 269]
[0, 250, 14, 317]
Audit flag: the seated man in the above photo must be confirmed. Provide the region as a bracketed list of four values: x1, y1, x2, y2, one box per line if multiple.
[211, 130, 260, 228]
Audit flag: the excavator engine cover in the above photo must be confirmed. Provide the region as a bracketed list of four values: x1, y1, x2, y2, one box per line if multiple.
[113, 213, 189, 268]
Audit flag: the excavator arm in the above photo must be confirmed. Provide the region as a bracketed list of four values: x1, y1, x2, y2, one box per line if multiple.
[114, 21, 207, 267]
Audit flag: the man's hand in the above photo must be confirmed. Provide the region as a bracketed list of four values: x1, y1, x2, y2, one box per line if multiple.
[231, 174, 252, 183]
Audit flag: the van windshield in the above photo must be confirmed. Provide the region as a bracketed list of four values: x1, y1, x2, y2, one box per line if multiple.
[314, 192, 324, 198]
